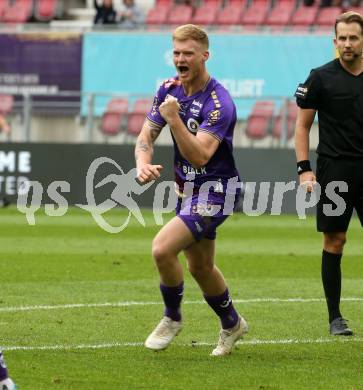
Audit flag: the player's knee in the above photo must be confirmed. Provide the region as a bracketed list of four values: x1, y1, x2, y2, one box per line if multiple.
[188, 261, 213, 279]
[324, 232, 346, 253]
[152, 239, 172, 264]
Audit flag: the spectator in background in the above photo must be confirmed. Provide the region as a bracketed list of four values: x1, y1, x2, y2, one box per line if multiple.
[0, 113, 11, 207]
[94, 0, 117, 24]
[303, 0, 343, 5]
[0, 114, 10, 138]
[118, 0, 143, 29]
[175, 0, 198, 8]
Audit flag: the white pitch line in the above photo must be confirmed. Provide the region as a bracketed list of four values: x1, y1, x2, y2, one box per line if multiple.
[0, 297, 362, 313]
[2, 337, 363, 352]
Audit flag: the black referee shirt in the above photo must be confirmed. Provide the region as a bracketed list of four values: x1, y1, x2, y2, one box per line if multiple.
[295, 58, 363, 158]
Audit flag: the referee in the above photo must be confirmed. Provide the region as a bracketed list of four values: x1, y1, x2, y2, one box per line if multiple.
[295, 11, 363, 336]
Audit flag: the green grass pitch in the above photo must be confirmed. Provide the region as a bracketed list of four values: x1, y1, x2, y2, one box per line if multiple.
[0, 207, 362, 389]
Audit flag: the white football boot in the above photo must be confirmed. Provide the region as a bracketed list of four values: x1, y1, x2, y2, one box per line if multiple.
[0, 378, 17, 390]
[211, 315, 248, 356]
[145, 317, 182, 350]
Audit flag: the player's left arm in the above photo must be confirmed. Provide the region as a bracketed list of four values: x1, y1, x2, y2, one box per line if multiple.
[159, 96, 220, 168]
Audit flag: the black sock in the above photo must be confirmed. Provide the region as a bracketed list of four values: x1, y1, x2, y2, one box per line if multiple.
[321, 250, 342, 323]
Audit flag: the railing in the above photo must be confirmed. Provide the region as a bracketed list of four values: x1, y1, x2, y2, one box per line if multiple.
[1, 91, 303, 148]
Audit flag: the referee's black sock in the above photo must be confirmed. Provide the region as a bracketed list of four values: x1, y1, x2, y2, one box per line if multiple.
[321, 250, 342, 323]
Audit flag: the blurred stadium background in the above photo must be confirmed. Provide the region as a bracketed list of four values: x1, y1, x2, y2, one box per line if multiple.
[2, 0, 360, 205]
[1, 2, 363, 389]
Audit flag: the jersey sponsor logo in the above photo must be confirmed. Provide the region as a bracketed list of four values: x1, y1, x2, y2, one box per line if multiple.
[295, 84, 308, 99]
[182, 164, 206, 175]
[187, 117, 199, 133]
[192, 99, 203, 108]
[206, 109, 221, 126]
[190, 107, 200, 116]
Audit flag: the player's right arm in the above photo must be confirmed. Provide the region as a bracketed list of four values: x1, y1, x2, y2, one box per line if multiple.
[135, 119, 163, 183]
[295, 107, 316, 191]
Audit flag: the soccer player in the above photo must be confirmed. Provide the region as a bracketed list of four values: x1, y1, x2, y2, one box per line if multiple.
[135, 24, 247, 356]
[295, 11, 363, 336]
[0, 351, 16, 389]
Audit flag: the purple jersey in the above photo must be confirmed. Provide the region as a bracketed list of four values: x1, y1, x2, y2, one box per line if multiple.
[147, 76, 240, 195]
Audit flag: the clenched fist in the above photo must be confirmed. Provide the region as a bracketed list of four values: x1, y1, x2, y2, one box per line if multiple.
[159, 96, 180, 123]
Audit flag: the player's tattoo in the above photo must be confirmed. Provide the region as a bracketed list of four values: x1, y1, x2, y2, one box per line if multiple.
[135, 139, 150, 161]
[136, 139, 149, 152]
[147, 120, 162, 142]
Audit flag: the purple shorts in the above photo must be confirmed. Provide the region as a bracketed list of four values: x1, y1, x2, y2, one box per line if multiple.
[176, 192, 240, 241]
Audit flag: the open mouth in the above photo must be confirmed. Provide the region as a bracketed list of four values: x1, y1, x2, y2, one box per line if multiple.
[178, 66, 189, 75]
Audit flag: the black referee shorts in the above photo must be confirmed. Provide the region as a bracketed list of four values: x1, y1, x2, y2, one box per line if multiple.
[316, 155, 363, 232]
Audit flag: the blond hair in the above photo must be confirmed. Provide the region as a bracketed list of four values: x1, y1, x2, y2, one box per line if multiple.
[335, 11, 363, 36]
[173, 24, 209, 49]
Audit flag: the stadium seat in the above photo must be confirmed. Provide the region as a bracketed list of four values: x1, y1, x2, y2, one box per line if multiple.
[0, 0, 9, 20]
[2, 0, 33, 23]
[290, 4, 318, 27]
[215, 0, 246, 26]
[265, 0, 295, 26]
[241, 0, 270, 26]
[0, 94, 14, 115]
[348, 7, 363, 15]
[245, 100, 275, 140]
[315, 6, 342, 27]
[167, 4, 194, 26]
[146, 0, 172, 26]
[127, 98, 152, 137]
[192, 0, 222, 26]
[34, 0, 59, 22]
[272, 100, 298, 141]
[100, 98, 128, 136]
